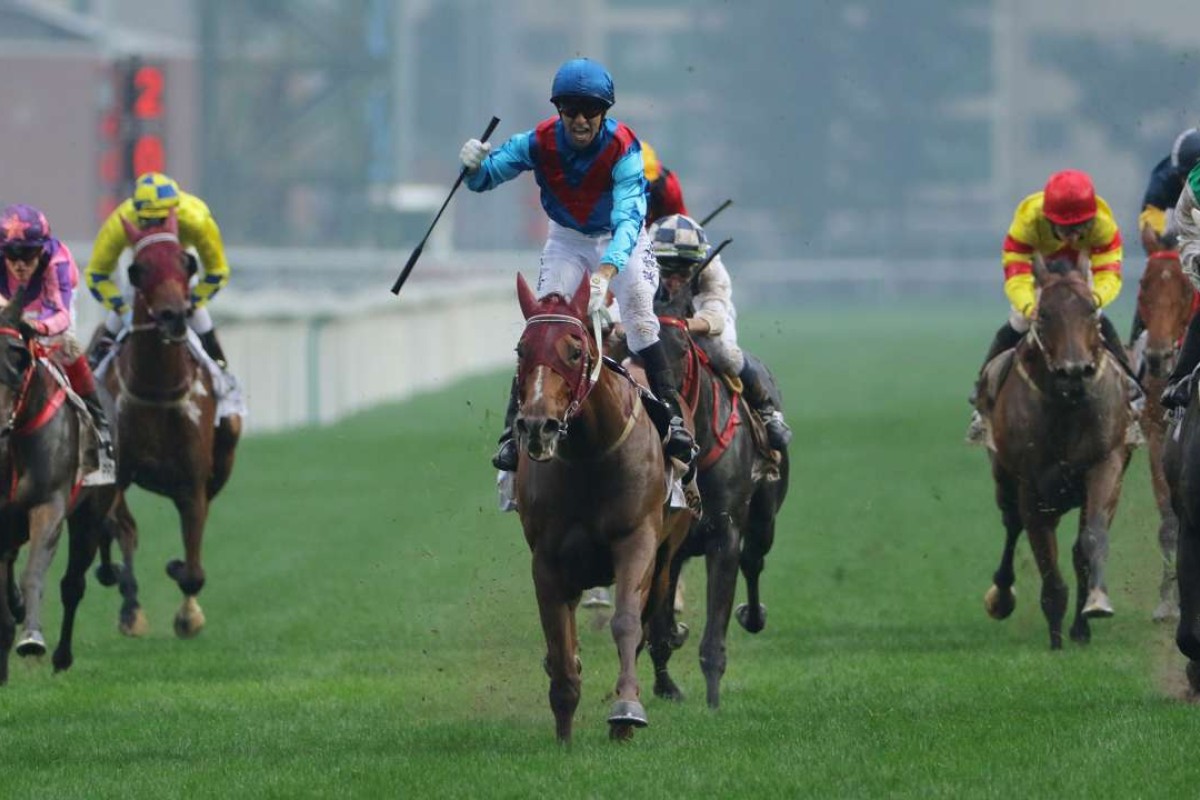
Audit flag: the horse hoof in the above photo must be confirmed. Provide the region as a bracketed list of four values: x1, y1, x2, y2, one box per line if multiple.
[1152, 601, 1180, 623]
[119, 608, 149, 637]
[94, 563, 121, 587]
[607, 699, 648, 728]
[984, 585, 1016, 620]
[166, 559, 185, 581]
[16, 631, 46, 658]
[735, 602, 767, 634]
[173, 599, 206, 639]
[668, 621, 690, 650]
[654, 678, 685, 702]
[1082, 590, 1114, 618]
[52, 650, 73, 674]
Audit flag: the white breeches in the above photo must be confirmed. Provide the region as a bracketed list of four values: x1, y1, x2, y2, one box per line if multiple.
[697, 314, 744, 375]
[536, 221, 661, 353]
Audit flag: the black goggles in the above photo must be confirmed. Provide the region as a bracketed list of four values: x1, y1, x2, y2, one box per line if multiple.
[1, 244, 41, 261]
[557, 100, 607, 119]
[658, 256, 698, 276]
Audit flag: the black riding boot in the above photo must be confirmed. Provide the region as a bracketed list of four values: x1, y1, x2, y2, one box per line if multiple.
[1163, 313, 1200, 409]
[88, 329, 117, 372]
[970, 321, 1024, 404]
[492, 376, 520, 471]
[637, 340, 697, 465]
[198, 329, 228, 369]
[80, 390, 114, 461]
[738, 360, 792, 449]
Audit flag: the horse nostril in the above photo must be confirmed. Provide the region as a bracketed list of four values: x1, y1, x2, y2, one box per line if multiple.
[1082, 363, 1096, 378]
[515, 418, 528, 436]
[544, 418, 560, 437]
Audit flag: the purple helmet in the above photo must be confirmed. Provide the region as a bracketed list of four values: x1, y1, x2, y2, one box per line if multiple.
[0, 204, 51, 251]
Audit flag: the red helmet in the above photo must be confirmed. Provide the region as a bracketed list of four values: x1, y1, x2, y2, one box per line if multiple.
[1042, 170, 1097, 226]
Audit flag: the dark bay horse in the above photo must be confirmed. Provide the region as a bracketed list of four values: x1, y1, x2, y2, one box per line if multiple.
[0, 291, 117, 681]
[1134, 250, 1195, 621]
[982, 257, 1132, 649]
[1164, 342, 1200, 693]
[513, 274, 690, 743]
[97, 211, 241, 638]
[648, 282, 790, 708]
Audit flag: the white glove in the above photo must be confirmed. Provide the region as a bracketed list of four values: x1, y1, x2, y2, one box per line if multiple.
[1192, 207, 1200, 228]
[459, 139, 491, 171]
[587, 272, 610, 316]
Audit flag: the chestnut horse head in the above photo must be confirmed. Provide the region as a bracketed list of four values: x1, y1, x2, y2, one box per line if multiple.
[1137, 251, 1194, 379]
[1030, 255, 1103, 399]
[120, 210, 196, 343]
[513, 273, 597, 462]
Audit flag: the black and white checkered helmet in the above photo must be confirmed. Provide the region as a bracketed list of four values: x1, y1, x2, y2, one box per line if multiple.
[649, 214, 709, 265]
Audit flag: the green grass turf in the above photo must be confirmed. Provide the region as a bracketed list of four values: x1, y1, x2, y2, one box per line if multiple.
[1, 302, 1195, 799]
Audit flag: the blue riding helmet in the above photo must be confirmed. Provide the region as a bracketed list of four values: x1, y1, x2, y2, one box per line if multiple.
[1171, 128, 1200, 175]
[550, 58, 615, 108]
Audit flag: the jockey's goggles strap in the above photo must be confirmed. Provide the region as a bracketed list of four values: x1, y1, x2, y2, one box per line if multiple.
[132, 232, 181, 257]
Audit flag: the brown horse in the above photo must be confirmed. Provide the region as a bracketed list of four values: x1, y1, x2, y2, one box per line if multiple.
[512, 274, 690, 743]
[982, 256, 1132, 649]
[1134, 250, 1195, 621]
[96, 211, 241, 638]
[0, 291, 119, 681]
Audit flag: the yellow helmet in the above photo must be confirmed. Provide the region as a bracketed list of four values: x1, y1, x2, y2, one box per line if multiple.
[641, 141, 661, 183]
[132, 172, 181, 221]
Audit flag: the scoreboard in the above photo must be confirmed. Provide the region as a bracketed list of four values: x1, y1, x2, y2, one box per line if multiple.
[97, 58, 168, 221]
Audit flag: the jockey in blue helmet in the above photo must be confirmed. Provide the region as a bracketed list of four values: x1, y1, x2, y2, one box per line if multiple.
[458, 57, 695, 474]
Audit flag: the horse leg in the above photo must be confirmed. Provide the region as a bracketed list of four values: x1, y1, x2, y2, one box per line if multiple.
[167, 489, 208, 638]
[531, 552, 581, 744]
[700, 518, 741, 709]
[1072, 456, 1124, 639]
[608, 521, 659, 739]
[6, 556, 23, 624]
[651, 553, 687, 701]
[0, 553, 14, 684]
[1024, 508, 1068, 649]
[737, 488, 777, 634]
[16, 502, 67, 658]
[109, 496, 147, 636]
[52, 510, 102, 674]
[1174, 505, 1200, 692]
[208, 415, 241, 500]
[1150, 437, 1181, 621]
[985, 470, 1022, 619]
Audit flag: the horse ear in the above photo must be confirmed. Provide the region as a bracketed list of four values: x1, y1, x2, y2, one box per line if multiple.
[120, 215, 141, 243]
[165, 207, 179, 235]
[1074, 251, 1090, 276]
[516, 273, 538, 320]
[569, 275, 590, 319]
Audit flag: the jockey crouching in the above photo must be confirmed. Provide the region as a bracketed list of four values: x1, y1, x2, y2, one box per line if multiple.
[463, 57, 696, 473]
[649, 213, 792, 449]
[967, 169, 1144, 445]
[1161, 161, 1200, 409]
[0, 204, 114, 483]
[84, 172, 232, 373]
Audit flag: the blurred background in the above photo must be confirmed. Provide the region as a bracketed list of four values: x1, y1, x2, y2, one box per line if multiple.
[1, 0, 1198, 426]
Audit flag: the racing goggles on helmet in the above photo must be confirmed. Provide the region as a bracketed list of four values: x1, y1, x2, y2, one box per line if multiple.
[1, 243, 42, 262]
[657, 256, 700, 277]
[556, 98, 608, 119]
[1051, 219, 1094, 239]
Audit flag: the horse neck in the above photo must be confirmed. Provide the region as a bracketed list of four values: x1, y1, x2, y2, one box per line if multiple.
[560, 367, 636, 458]
[122, 310, 194, 396]
[0, 365, 71, 495]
